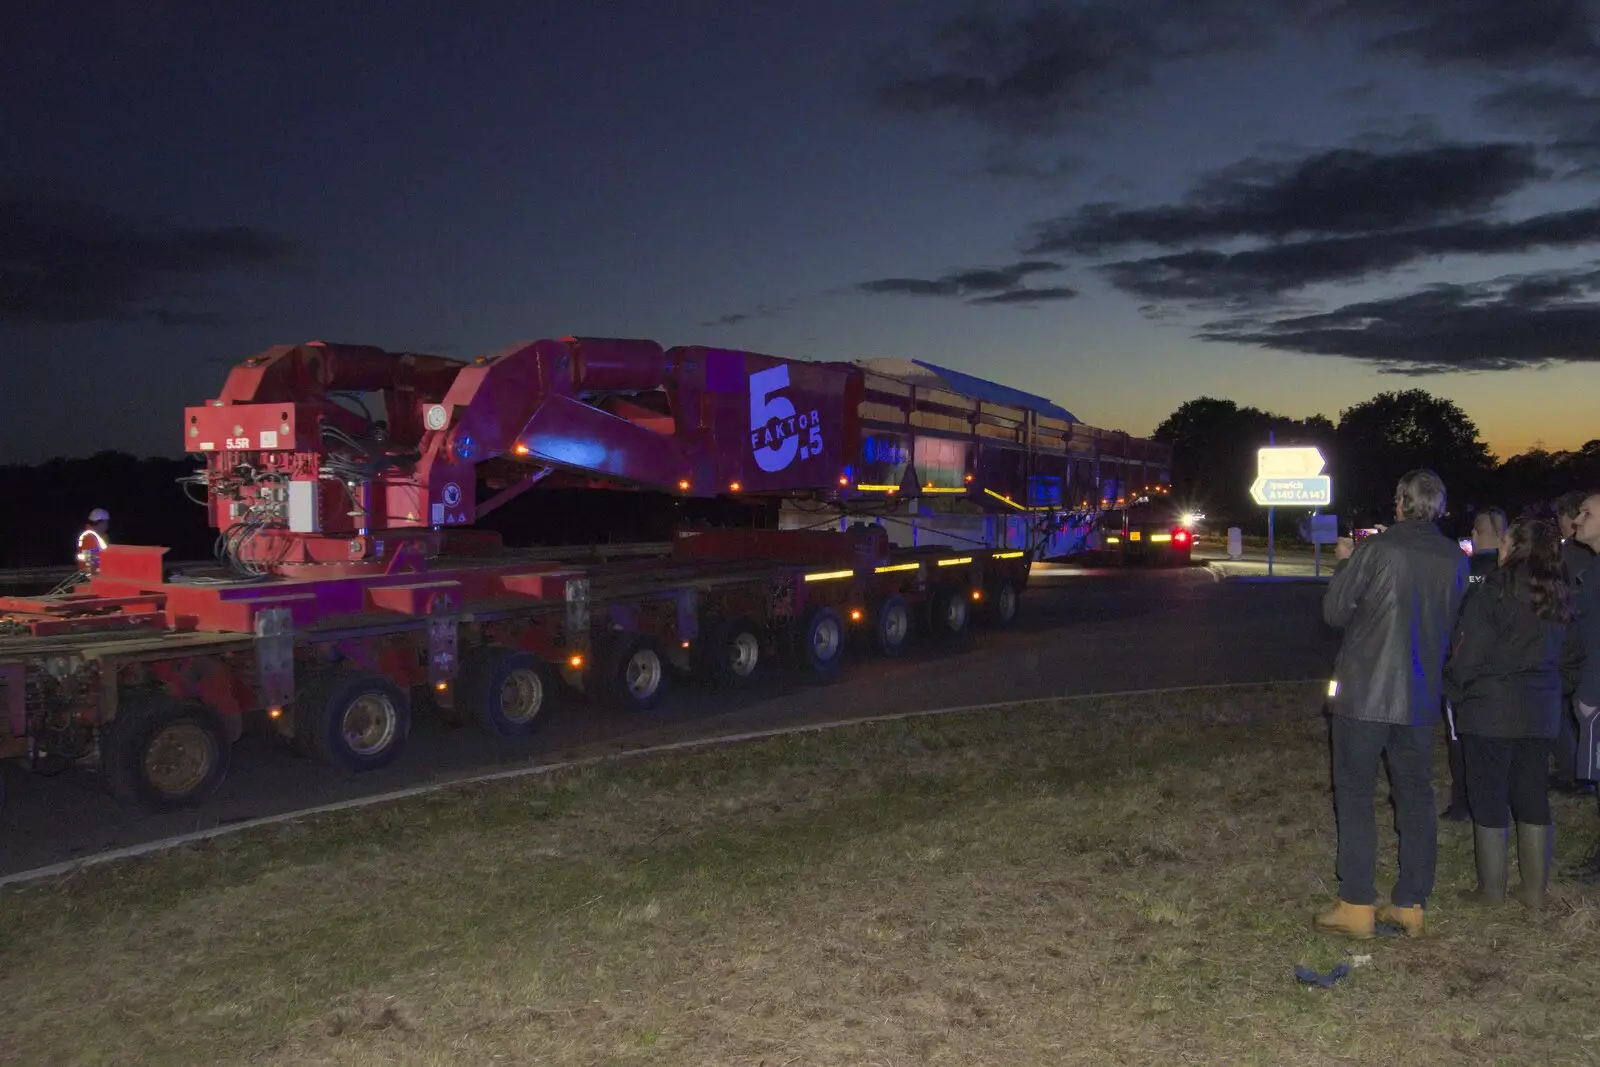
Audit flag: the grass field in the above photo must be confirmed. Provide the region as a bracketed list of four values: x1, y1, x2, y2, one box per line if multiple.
[3, 681, 1597, 1066]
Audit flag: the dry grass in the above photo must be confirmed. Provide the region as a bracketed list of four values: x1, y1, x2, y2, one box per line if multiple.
[3, 681, 1599, 1066]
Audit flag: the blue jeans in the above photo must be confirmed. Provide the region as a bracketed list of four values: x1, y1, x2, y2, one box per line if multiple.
[1330, 716, 1437, 907]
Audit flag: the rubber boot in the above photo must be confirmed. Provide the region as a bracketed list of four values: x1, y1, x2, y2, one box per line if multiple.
[1312, 900, 1376, 939]
[1376, 903, 1425, 937]
[1459, 823, 1509, 905]
[1511, 822, 1552, 911]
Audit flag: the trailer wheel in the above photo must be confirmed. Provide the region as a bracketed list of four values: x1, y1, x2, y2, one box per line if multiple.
[103, 693, 231, 810]
[870, 594, 911, 657]
[597, 634, 669, 711]
[461, 646, 554, 738]
[699, 615, 764, 688]
[798, 605, 846, 681]
[984, 579, 1020, 627]
[296, 671, 411, 772]
[927, 586, 971, 640]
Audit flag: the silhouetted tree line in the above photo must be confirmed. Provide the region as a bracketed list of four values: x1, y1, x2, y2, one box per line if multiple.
[1152, 389, 1600, 537]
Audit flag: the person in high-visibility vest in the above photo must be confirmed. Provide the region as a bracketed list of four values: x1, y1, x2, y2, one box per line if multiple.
[76, 508, 110, 575]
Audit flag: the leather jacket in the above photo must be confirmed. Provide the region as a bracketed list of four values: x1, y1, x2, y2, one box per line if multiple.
[1323, 519, 1470, 725]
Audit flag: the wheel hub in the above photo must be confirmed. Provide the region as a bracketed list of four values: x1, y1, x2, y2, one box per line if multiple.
[499, 668, 545, 723]
[883, 605, 908, 644]
[342, 693, 398, 756]
[142, 721, 215, 798]
[729, 632, 760, 677]
[812, 618, 841, 661]
[625, 649, 663, 698]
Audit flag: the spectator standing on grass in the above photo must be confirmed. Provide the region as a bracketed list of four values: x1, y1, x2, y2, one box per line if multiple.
[1314, 470, 1469, 939]
[1443, 517, 1572, 911]
[1563, 490, 1600, 885]
[1557, 490, 1595, 586]
[1441, 507, 1509, 822]
[1552, 490, 1596, 796]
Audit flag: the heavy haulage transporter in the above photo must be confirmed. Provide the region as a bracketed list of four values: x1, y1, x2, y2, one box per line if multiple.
[0, 337, 1172, 809]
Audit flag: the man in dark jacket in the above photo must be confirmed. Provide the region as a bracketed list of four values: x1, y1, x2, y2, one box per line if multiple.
[1553, 490, 1596, 795]
[1566, 491, 1600, 883]
[1557, 490, 1595, 587]
[1315, 469, 1470, 938]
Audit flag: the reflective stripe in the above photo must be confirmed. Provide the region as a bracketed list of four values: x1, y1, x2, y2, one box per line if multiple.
[78, 530, 107, 550]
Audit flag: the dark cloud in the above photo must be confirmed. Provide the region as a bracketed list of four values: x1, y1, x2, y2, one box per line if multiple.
[1030, 142, 1544, 254]
[858, 260, 1072, 306]
[1098, 202, 1600, 304]
[976, 149, 1084, 185]
[1480, 80, 1600, 170]
[1196, 266, 1600, 373]
[968, 286, 1078, 305]
[872, 1, 1273, 132]
[1331, 0, 1600, 70]
[0, 189, 301, 325]
[698, 301, 794, 329]
[142, 309, 233, 327]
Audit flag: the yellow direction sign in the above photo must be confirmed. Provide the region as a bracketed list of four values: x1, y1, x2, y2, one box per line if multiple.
[1257, 447, 1325, 479]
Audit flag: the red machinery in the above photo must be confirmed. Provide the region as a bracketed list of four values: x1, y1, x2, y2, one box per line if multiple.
[184, 337, 863, 576]
[0, 335, 1168, 811]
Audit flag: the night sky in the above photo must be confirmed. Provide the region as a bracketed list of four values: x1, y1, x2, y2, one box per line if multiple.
[4, 0, 1599, 464]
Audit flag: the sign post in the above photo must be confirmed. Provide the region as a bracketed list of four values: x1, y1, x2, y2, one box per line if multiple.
[1250, 442, 1332, 577]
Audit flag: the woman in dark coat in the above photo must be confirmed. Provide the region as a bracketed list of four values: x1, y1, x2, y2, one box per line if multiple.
[1443, 516, 1573, 911]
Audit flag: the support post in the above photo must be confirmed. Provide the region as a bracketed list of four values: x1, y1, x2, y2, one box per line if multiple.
[1267, 429, 1275, 577]
[1313, 507, 1321, 578]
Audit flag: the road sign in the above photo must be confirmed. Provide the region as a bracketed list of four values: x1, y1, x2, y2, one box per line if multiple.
[1251, 475, 1332, 506]
[1257, 446, 1325, 478]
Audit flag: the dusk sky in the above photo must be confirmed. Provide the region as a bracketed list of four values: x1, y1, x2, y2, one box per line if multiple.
[4, 0, 1599, 464]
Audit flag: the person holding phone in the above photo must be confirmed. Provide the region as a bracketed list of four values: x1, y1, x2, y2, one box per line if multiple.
[1316, 470, 1469, 939]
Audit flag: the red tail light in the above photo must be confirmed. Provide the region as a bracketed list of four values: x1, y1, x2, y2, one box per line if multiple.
[1173, 529, 1191, 545]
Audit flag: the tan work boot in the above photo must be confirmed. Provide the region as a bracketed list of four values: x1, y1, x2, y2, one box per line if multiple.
[1313, 900, 1376, 938]
[1376, 903, 1425, 937]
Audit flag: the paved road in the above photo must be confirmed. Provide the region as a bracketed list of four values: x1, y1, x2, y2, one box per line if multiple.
[0, 562, 1340, 876]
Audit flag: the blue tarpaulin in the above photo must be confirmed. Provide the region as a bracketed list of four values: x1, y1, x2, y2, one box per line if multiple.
[911, 360, 1079, 423]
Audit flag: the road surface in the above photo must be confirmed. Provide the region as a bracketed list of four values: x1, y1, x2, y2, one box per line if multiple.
[0, 562, 1340, 876]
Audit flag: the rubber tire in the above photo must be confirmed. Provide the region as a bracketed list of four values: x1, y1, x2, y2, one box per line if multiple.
[984, 579, 1020, 627]
[294, 670, 412, 772]
[460, 646, 555, 738]
[870, 594, 911, 657]
[103, 692, 231, 810]
[596, 633, 670, 711]
[698, 615, 764, 688]
[927, 586, 971, 641]
[798, 605, 846, 682]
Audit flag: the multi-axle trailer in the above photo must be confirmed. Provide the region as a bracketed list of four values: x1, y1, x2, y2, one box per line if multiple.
[0, 336, 1170, 809]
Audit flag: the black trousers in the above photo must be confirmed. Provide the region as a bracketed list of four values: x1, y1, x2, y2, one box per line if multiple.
[1330, 716, 1437, 908]
[1461, 734, 1552, 827]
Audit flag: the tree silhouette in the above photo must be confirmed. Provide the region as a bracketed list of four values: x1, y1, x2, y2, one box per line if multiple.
[1154, 398, 1334, 526]
[1334, 390, 1492, 523]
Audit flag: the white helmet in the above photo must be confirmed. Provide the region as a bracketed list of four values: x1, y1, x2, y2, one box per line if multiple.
[88, 508, 110, 523]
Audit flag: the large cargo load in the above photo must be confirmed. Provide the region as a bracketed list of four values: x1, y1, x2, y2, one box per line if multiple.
[0, 336, 1170, 810]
